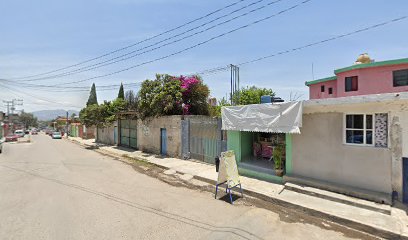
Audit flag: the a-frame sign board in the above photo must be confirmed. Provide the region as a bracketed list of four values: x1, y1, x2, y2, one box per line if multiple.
[215, 150, 243, 204]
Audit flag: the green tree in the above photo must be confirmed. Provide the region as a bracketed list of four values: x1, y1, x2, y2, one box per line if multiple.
[79, 99, 127, 127]
[19, 111, 38, 129]
[137, 74, 183, 120]
[117, 82, 125, 100]
[105, 98, 127, 124]
[125, 90, 138, 111]
[209, 97, 230, 117]
[79, 104, 105, 127]
[86, 83, 98, 106]
[233, 86, 275, 105]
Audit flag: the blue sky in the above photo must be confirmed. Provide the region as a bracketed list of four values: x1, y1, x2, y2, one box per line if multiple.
[0, 0, 407, 112]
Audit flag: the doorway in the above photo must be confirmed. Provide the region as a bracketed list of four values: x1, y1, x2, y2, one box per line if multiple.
[161, 128, 167, 156]
[403, 158, 408, 204]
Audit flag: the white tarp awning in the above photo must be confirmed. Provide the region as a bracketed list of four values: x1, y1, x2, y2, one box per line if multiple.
[221, 101, 303, 134]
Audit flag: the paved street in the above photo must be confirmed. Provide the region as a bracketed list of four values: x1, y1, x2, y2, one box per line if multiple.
[0, 134, 377, 240]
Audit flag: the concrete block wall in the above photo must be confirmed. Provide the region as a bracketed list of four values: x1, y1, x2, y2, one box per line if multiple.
[292, 98, 408, 202]
[96, 124, 116, 145]
[137, 116, 182, 157]
[292, 112, 392, 195]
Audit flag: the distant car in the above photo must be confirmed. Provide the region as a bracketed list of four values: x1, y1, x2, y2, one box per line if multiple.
[24, 130, 30, 134]
[52, 132, 62, 139]
[5, 134, 18, 142]
[31, 130, 38, 135]
[14, 130, 25, 138]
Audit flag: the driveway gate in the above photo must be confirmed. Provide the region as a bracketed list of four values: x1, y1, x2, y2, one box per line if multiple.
[185, 118, 226, 164]
[119, 119, 137, 149]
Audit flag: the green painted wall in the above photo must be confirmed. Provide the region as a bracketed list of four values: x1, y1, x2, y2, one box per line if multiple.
[285, 133, 293, 175]
[240, 131, 253, 162]
[238, 167, 283, 183]
[227, 131, 241, 162]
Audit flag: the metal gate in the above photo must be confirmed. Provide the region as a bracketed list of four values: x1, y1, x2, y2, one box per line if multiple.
[119, 119, 137, 149]
[186, 118, 226, 164]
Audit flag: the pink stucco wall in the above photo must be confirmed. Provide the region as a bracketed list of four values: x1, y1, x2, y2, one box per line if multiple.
[309, 63, 408, 99]
[309, 80, 337, 99]
[336, 64, 408, 97]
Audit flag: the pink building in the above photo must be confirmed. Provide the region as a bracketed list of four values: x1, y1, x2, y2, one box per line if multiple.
[306, 55, 408, 99]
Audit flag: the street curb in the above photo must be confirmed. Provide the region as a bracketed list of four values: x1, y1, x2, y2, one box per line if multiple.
[66, 138, 407, 240]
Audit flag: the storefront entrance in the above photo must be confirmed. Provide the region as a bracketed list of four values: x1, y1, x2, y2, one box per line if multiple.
[239, 132, 286, 176]
[222, 101, 301, 182]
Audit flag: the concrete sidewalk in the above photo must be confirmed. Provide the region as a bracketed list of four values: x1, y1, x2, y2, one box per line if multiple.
[68, 137, 408, 239]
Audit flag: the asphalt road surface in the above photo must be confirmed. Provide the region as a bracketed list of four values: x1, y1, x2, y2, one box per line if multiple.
[0, 134, 378, 240]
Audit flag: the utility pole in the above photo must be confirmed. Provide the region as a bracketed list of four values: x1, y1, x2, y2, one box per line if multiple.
[3, 99, 23, 117]
[12, 99, 23, 115]
[3, 99, 23, 134]
[229, 64, 240, 105]
[3, 100, 12, 117]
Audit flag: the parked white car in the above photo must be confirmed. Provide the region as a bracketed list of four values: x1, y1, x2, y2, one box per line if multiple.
[14, 130, 25, 138]
[52, 132, 62, 139]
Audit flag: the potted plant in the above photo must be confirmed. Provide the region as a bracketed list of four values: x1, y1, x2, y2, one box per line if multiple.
[273, 144, 284, 177]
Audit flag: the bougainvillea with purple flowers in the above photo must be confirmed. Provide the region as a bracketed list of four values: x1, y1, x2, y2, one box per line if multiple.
[137, 74, 210, 120]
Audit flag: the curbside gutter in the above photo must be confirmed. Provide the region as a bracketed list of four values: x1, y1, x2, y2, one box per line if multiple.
[66, 138, 408, 240]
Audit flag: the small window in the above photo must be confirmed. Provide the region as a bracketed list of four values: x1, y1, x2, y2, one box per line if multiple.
[345, 114, 373, 146]
[393, 69, 408, 87]
[345, 76, 358, 92]
[328, 87, 333, 95]
[321, 85, 325, 92]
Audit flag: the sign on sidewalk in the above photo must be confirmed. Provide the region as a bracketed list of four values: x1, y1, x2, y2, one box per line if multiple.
[217, 150, 241, 188]
[215, 150, 243, 204]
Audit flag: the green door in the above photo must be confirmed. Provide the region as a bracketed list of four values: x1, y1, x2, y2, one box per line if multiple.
[120, 119, 137, 149]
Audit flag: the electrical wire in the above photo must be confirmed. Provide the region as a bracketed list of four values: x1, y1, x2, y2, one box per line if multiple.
[0, 79, 141, 90]
[4, 12, 405, 93]
[0, 82, 83, 108]
[6, 0, 250, 80]
[237, 16, 408, 66]
[11, 0, 312, 88]
[14, 0, 283, 82]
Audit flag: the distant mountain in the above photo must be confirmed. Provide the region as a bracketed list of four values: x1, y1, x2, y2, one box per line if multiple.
[31, 109, 80, 121]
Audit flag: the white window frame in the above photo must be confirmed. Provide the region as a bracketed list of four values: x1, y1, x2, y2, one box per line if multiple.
[343, 113, 375, 146]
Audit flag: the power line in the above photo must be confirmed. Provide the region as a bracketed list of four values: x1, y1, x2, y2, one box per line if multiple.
[11, 0, 312, 88]
[186, 16, 408, 77]
[23, 84, 143, 93]
[0, 82, 83, 108]
[237, 16, 408, 66]
[4, 12, 404, 94]
[14, 0, 283, 82]
[0, 79, 141, 90]
[6, 0, 250, 80]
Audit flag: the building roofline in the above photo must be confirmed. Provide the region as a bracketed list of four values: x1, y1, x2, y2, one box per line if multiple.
[303, 92, 408, 107]
[305, 57, 408, 87]
[334, 57, 408, 74]
[305, 76, 337, 86]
